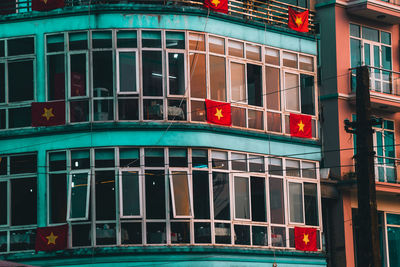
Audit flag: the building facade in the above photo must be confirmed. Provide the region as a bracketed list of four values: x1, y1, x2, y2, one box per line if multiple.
[0, 1, 325, 266]
[318, 0, 400, 265]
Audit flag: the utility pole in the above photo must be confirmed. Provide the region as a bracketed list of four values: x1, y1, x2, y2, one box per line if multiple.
[344, 66, 381, 267]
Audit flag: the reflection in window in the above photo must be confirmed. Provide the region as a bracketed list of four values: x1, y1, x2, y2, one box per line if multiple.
[168, 53, 185, 95]
[119, 52, 137, 93]
[143, 99, 163, 120]
[168, 99, 186, 121]
[70, 54, 87, 97]
[142, 51, 162, 96]
[121, 170, 141, 217]
[121, 222, 142, 244]
[269, 177, 284, 224]
[171, 222, 190, 244]
[68, 172, 90, 220]
[234, 176, 250, 219]
[284, 72, 299, 111]
[288, 182, 303, 223]
[147, 222, 166, 244]
[190, 53, 206, 98]
[230, 62, 246, 103]
[213, 172, 230, 220]
[210, 56, 226, 101]
[170, 171, 192, 218]
[215, 223, 230, 244]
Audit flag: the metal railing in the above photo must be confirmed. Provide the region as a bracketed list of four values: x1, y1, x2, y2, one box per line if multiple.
[350, 66, 400, 96]
[0, 0, 316, 33]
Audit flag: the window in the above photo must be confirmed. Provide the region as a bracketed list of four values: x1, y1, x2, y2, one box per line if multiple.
[234, 176, 250, 220]
[67, 172, 90, 221]
[169, 170, 192, 218]
[120, 169, 141, 218]
[374, 119, 396, 183]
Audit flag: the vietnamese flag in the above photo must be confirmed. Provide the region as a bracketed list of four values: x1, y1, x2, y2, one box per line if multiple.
[204, 0, 228, 14]
[288, 7, 309, 33]
[290, 113, 312, 138]
[205, 99, 231, 126]
[35, 224, 68, 252]
[32, 0, 64, 11]
[294, 227, 317, 251]
[31, 101, 65, 127]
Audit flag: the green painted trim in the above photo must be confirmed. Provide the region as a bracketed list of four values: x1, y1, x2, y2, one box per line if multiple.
[315, 1, 338, 9]
[0, 5, 317, 55]
[320, 93, 339, 100]
[0, 123, 321, 161]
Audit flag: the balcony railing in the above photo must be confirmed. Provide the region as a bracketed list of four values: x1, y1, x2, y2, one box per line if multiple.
[350, 66, 400, 96]
[0, 0, 316, 33]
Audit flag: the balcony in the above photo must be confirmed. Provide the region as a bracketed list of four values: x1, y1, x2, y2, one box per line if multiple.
[350, 66, 400, 112]
[347, 0, 400, 24]
[0, 0, 316, 33]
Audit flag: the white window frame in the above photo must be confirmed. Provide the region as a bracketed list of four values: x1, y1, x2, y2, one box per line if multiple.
[169, 169, 193, 219]
[67, 170, 91, 221]
[283, 70, 300, 113]
[229, 60, 247, 104]
[119, 168, 142, 219]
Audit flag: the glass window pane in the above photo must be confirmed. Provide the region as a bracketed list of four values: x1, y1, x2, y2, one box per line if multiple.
[246, 44, 261, 61]
[209, 36, 225, 54]
[169, 148, 187, 167]
[192, 149, 208, 168]
[120, 148, 140, 167]
[350, 24, 360, 37]
[147, 223, 166, 244]
[11, 178, 36, 226]
[145, 148, 164, 167]
[121, 171, 140, 217]
[168, 53, 185, 95]
[304, 182, 319, 226]
[266, 67, 280, 110]
[252, 226, 268, 246]
[0, 156, 6, 175]
[271, 226, 286, 247]
[142, 31, 161, 48]
[47, 34, 64, 52]
[299, 55, 314, 71]
[118, 98, 139, 120]
[231, 106, 246, 127]
[70, 100, 89, 123]
[170, 171, 191, 217]
[94, 99, 114, 121]
[286, 159, 300, 177]
[302, 161, 316, 178]
[143, 51, 162, 96]
[191, 100, 206, 122]
[190, 53, 206, 98]
[69, 32, 88, 50]
[8, 37, 34, 56]
[143, 99, 163, 120]
[212, 151, 228, 170]
[234, 225, 250, 245]
[381, 31, 391, 45]
[249, 155, 264, 172]
[71, 150, 90, 170]
[248, 109, 263, 130]
[93, 51, 113, 96]
[119, 52, 137, 93]
[72, 224, 91, 247]
[10, 229, 35, 251]
[362, 26, 379, 42]
[268, 158, 282, 175]
[265, 48, 280, 65]
[300, 74, 315, 115]
[215, 223, 231, 244]
[213, 172, 230, 220]
[269, 177, 285, 224]
[283, 52, 297, 68]
[230, 62, 246, 103]
[350, 39, 361, 68]
[285, 72, 299, 111]
[195, 222, 211, 243]
[9, 107, 31, 128]
[210, 56, 226, 101]
[8, 60, 34, 102]
[234, 176, 250, 219]
[48, 55, 65, 101]
[388, 227, 400, 267]
[289, 182, 303, 223]
[0, 232, 5, 252]
[382, 46, 392, 70]
[95, 149, 114, 168]
[247, 64, 262, 107]
[189, 33, 205, 51]
[70, 54, 87, 97]
[0, 40, 3, 57]
[193, 171, 210, 219]
[92, 30, 112, 49]
[96, 223, 116, 245]
[228, 40, 244, 57]
[387, 214, 400, 225]
[145, 170, 165, 219]
[121, 222, 142, 244]
[232, 153, 247, 171]
[10, 154, 36, 174]
[0, 182, 7, 225]
[69, 172, 90, 219]
[251, 177, 266, 222]
[49, 173, 67, 224]
[267, 112, 281, 132]
[117, 30, 137, 48]
[0, 63, 4, 103]
[171, 222, 190, 244]
[166, 31, 185, 49]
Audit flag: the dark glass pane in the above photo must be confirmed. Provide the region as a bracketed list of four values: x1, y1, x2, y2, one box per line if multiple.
[142, 31, 161, 48]
[69, 172, 90, 219]
[70, 100, 89, 123]
[117, 30, 137, 48]
[143, 99, 163, 120]
[231, 106, 246, 127]
[94, 99, 115, 121]
[252, 226, 268, 246]
[118, 98, 139, 120]
[49, 173, 67, 224]
[215, 223, 230, 244]
[92, 31, 112, 49]
[166, 31, 185, 49]
[234, 225, 250, 245]
[47, 54, 65, 101]
[47, 34, 64, 52]
[192, 149, 208, 168]
[0, 182, 6, 225]
[70, 54, 87, 97]
[121, 171, 140, 216]
[71, 150, 90, 170]
[96, 223, 116, 245]
[0, 63, 4, 103]
[49, 151, 66, 171]
[271, 226, 286, 247]
[300, 74, 315, 115]
[269, 177, 285, 224]
[9, 107, 31, 128]
[305, 183, 319, 226]
[168, 99, 186, 121]
[10, 230, 35, 251]
[169, 148, 187, 167]
[251, 177, 266, 222]
[147, 223, 166, 244]
[193, 171, 210, 219]
[145, 170, 165, 219]
[8, 37, 34, 56]
[145, 148, 164, 167]
[8, 60, 34, 102]
[213, 172, 230, 220]
[0, 232, 6, 252]
[289, 228, 295, 248]
[0, 109, 5, 129]
[95, 171, 116, 220]
[121, 222, 142, 244]
[387, 213, 400, 225]
[93, 51, 113, 96]
[0, 40, 4, 57]
[191, 100, 206, 122]
[0, 156, 6, 175]
[72, 224, 91, 247]
[143, 51, 162, 96]
[171, 222, 190, 244]
[119, 52, 137, 93]
[168, 53, 185, 95]
[69, 32, 88, 50]
[119, 148, 140, 167]
[247, 64, 262, 107]
[10, 154, 36, 174]
[388, 226, 400, 267]
[95, 149, 115, 168]
[190, 53, 206, 98]
[194, 222, 211, 243]
[11, 178, 36, 226]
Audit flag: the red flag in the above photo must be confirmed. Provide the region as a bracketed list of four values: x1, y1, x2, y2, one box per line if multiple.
[204, 0, 228, 14]
[31, 101, 65, 127]
[288, 7, 309, 33]
[32, 0, 64, 11]
[290, 113, 312, 138]
[35, 224, 68, 252]
[205, 99, 231, 126]
[294, 227, 317, 251]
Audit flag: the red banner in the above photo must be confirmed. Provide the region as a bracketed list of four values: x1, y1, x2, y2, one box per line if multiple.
[35, 224, 68, 252]
[290, 113, 312, 138]
[205, 99, 231, 126]
[294, 227, 317, 251]
[32, 0, 64, 11]
[288, 7, 309, 33]
[204, 0, 228, 14]
[31, 101, 65, 127]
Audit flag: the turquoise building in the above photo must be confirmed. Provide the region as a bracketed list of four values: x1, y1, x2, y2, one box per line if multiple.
[0, 1, 325, 266]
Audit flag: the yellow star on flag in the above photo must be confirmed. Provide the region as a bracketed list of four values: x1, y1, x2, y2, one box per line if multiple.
[46, 232, 58, 245]
[303, 233, 310, 245]
[297, 120, 305, 132]
[214, 108, 224, 120]
[211, 0, 220, 7]
[42, 107, 55, 121]
[295, 16, 303, 27]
